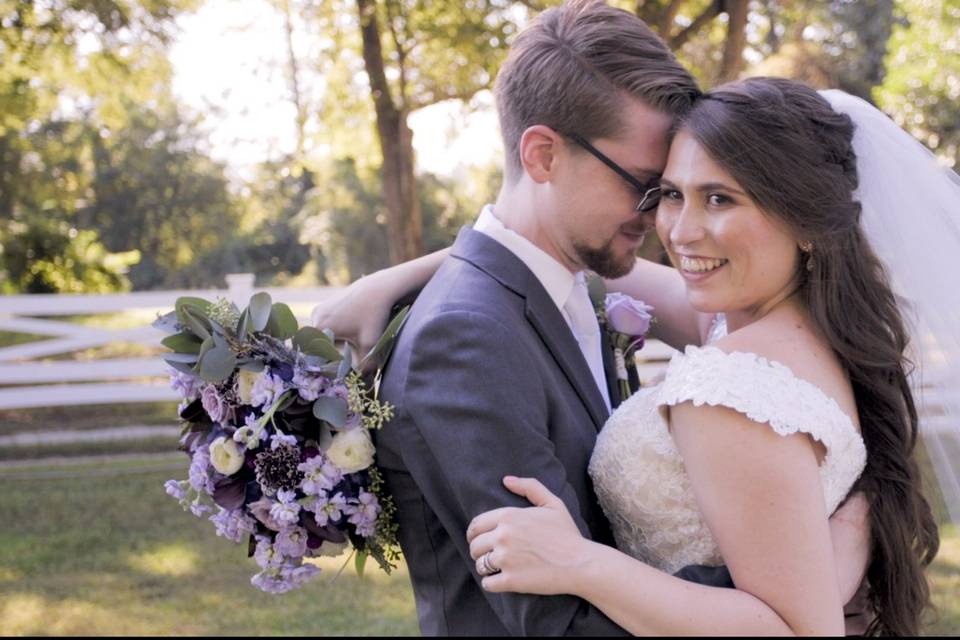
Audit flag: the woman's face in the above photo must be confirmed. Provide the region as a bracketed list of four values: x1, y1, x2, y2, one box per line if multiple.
[656, 130, 803, 328]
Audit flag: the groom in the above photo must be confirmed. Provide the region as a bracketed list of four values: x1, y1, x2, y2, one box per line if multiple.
[374, 1, 709, 635]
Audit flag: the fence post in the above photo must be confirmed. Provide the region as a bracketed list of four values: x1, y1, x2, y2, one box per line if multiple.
[225, 273, 255, 305]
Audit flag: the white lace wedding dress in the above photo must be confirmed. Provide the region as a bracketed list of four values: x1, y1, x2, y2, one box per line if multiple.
[589, 315, 867, 574]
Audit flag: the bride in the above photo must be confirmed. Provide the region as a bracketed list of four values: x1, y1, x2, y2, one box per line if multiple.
[314, 78, 951, 635]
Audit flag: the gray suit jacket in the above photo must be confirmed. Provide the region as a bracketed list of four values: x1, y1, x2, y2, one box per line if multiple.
[376, 227, 729, 636]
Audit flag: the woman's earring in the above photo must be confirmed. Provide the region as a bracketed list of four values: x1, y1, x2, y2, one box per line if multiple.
[800, 241, 815, 272]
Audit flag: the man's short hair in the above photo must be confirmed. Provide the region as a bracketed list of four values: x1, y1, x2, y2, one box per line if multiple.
[495, 0, 700, 181]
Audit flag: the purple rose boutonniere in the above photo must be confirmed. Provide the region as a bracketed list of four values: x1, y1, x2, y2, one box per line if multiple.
[590, 282, 655, 401]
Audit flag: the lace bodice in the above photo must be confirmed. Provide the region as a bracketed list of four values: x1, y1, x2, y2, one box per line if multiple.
[589, 340, 867, 575]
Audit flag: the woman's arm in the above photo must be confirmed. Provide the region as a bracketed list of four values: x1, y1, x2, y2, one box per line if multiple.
[467, 402, 844, 636]
[310, 248, 450, 354]
[604, 258, 709, 349]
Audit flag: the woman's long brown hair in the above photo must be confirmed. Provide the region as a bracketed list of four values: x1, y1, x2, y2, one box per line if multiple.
[680, 77, 940, 635]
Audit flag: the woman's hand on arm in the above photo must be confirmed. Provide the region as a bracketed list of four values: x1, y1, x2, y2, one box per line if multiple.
[466, 476, 594, 597]
[467, 401, 847, 636]
[309, 248, 450, 355]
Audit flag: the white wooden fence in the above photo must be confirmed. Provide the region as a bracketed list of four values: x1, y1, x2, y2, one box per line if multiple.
[0, 273, 678, 411]
[0, 274, 337, 410]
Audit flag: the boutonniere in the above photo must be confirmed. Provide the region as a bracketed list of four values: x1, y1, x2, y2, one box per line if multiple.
[587, 276, 654, 401]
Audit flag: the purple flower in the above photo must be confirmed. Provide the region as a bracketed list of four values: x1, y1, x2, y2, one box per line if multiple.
[323, 384, 361, 430]
[188, 447, 215, 495]
[253, 535, 285, 569]
[201, 384, 229, 424]
[248, 497, 284, 532]
[275, 526, 309, 557]
[604, 293, 654, 338]
[271, 433, 298, 451]
[311, 491, 347, 527]
[251, 370, 287, 408]
[251, 562, 320, 594]
[164, 479, 187, 501]
[190, 501, 212, 517]
[269, 489, 301, 527]
[169, 370, 200, 400]
[234, 413, 267, 450]
[346, 490, 380, 537]
[292, 368, 327, 402]
[298, 455, 342, 496]
[209, 507, 257, 544]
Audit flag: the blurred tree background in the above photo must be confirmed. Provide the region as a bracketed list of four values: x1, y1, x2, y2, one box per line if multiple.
[1, 0, 958, 293]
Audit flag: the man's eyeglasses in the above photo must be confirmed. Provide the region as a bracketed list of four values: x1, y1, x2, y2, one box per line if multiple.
[565, 132, 661, 213]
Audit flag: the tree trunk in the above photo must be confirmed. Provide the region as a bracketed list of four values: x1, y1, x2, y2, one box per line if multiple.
[356, 0, 422, 264]
[717, 0, 749, 82]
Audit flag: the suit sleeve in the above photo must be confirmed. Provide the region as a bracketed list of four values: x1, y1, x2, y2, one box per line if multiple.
[400, 309, 628, 636]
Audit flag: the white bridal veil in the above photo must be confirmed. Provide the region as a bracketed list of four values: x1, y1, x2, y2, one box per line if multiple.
[821, 89, 960, 523]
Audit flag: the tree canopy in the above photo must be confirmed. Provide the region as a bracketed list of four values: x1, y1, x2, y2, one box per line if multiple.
[1, 0, 956, 292]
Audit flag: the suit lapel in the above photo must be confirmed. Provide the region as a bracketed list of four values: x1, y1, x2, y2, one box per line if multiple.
[524, 286, 610, 431]
[450, 226, 610, 430]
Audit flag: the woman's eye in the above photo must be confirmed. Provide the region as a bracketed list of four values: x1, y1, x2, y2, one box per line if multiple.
[707, 193, 732, 206]
[662, 189, 682, 201]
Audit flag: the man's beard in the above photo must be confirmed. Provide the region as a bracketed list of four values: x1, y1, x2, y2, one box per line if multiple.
[573, 237, 636, 279]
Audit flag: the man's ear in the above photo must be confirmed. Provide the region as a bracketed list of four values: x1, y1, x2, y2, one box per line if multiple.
[519, 125, 565, 184]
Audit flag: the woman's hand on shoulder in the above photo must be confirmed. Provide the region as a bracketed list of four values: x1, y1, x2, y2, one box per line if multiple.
[310, 271, 396, 357]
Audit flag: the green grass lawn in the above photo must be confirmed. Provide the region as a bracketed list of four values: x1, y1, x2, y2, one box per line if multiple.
[0, 456, 419, 636]
[0, 456, 957, 636]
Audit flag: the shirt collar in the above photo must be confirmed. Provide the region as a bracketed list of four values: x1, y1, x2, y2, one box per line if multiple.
[474, 204, 578, 312]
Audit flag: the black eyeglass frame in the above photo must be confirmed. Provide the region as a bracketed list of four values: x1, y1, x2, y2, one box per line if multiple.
[565, 132, 661, 213]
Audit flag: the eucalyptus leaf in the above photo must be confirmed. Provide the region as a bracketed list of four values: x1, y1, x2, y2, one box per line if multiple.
[175, 297, 213, 327]
[165, 359, 198, 375]
[237, 308, 250, 338]
[337, 343, 353, 380]
[312, 395, 348, 428]
[294, 326, 330, 349]
[238, 360, 266, 372]
[161, 332, 202, 355]
[586, 274, 607, 309]
[211, 328, 229, 350]
[162, 352, 199, 363]
[355, 551, 368, 578]
[198, 336, 214, 361]
[265, 302, 298, 340]
[248, 292, 273, 332]
[199, 345, 237, 383]
[316, 422, 333, 450]
[303, 338, 342, 362]
[302, 355, 326, 369]
[361, 305, 411, 372]
[209, 318, 228, 340]
[180, 306, 211, 341]
[152, 310, 180, 334]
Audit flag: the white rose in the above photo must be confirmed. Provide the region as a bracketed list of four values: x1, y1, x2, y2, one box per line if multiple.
[325, 428, 376, 474]
[236, 369, 264, 405]
[209, 436, 246, 475]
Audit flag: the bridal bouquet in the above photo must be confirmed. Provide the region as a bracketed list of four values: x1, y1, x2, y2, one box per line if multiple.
[156, 293, 406, 593]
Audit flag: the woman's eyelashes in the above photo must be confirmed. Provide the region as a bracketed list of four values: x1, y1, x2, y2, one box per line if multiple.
[658, 188, 735, 208]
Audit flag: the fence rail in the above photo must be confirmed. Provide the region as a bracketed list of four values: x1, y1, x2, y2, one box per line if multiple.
[0, 275, 338, 410]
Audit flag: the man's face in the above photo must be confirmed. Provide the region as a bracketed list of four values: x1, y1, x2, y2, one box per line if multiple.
[547, 99, 673, 278]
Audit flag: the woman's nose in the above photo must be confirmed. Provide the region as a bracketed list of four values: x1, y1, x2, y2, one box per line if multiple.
[668, 203, 706, 247]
